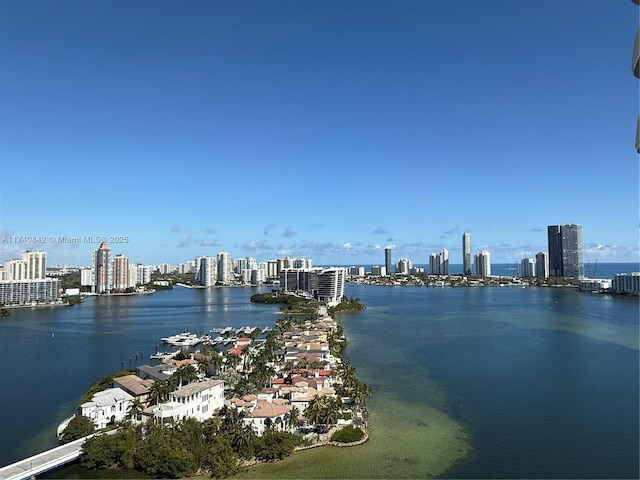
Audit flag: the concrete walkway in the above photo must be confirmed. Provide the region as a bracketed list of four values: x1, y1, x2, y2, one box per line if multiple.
[0, 436, 90, 480]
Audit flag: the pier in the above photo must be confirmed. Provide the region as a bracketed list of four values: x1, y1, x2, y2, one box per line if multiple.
[0, 436, 90, 480]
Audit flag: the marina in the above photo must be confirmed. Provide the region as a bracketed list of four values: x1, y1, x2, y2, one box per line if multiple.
[153, 324, 271, 357]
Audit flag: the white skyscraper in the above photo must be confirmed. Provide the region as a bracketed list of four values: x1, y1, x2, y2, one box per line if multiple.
[22, 250, 46, 279]
[217, 252, 233, 284]
[474, 251, 491, 277]
[462, 233, 472, 276]
[4, 259, 27, 280]
[396, 258, 413, 275]
[195, 256, 217, 287]
[429, 249, 449, 275]
[316, 268, 346, 307]
[521, 258, 535, 278]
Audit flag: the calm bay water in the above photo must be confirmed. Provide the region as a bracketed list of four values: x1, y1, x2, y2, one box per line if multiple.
[1, 275, 638, 478]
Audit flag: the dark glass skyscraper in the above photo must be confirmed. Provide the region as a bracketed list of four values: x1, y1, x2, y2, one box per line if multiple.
[548, 226, 563, 277]
[547, 224, 583, 278]
[561, 224, 584, 278]
[385, 247, 392, 274]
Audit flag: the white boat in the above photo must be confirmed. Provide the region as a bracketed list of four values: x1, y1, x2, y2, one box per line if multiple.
[150, 351, 170, 359]
[161, 332, 202, 346]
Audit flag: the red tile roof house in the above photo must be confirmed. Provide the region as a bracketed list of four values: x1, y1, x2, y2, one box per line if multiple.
[230, 394, 293, 435]
[163, 357, 199, 369]
[279, 381, 336, 413]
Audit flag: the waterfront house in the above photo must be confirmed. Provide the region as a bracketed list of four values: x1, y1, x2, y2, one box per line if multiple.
[137, 363, 176, 382]
[151, 379, 224, 423]
[80, 387, 133, 429]
[112, 374, 155, 407]
[230, 394, 293, 435]
[244, 399, 292, 435]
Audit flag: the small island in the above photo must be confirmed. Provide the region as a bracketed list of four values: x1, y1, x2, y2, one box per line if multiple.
[60, 299, 370, 478]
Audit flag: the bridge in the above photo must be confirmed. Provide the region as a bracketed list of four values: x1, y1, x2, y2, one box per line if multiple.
[0, 436, 91, 480]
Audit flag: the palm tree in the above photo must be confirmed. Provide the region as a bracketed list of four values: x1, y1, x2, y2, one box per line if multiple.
[149, 379, 171, 405]
[232, 424, 257, 459]
[126, 398, 144, 422]
[284, 406, 300, 432]
[181, 364, 198, 385]
[197, 357, 209, 377]
[305, 395, 340, 427]
[226, 352, 241, 372]
[352, 380, 372, 409]
[241, 344, 253, 372]
[208, 352, 223, 377]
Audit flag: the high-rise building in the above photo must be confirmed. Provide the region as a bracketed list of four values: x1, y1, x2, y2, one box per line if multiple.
[316, 268, 346, 307]
[92, 242, 112, 293]
[0, 278, 60, 306]
[22, 251, 46, 279]
[462, 233, 472, 275]
[521, 258, 535, 278]
[612, 272, 640, 295]
[136, 264, 154, 286]
[4, 259, 27, 280]
[548, 224, 583, 278]
[561, 224, 583, 279]
[347, 266, 365, 276]
[267, 260, 279, 278]
[371, 266, 386, 276]
[80, 268, 92, 286]
[429, 249, 449, 275]
[385, 247, 393, 274]
[217, 252, 233, 284]
[474, 251, 491, 277]
[396, 258, 413, 275]
[535, 252, 549, 278]
[128, 265, 138, 288]
[112, 254, 130, 291]
[547, 225, 563, 277]
[236, 258, 248, 274]
[195, 256, 217, 287]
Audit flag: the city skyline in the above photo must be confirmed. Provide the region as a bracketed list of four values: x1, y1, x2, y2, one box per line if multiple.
[1, 1, 638, 266]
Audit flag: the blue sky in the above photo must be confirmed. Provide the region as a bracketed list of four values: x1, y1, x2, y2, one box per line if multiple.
[1, 0, 638, 267]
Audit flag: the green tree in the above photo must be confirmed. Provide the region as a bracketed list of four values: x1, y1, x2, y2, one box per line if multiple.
[149, 379, 171, 405]
[232, 424, 257, 459]
[331, 425, 365, 443]
[305, 395, 340, 427]
[173, 364, 198, 388]
[134, 430, 196, 478]
[125, 398, 144, 422]
[284, 406, 300, 432]
[254, 428, 298, 461]
[80, 433, 123, 469]
[60, 415, 95, 444]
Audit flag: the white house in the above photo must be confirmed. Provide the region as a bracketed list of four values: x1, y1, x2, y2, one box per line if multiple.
[230, 395, 293, 436]
[152, 379, 224, 423]
[80, 387, 134, 429]
[243, 399, 292, 435]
